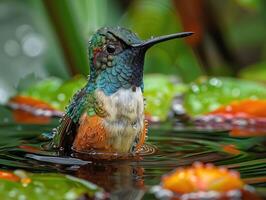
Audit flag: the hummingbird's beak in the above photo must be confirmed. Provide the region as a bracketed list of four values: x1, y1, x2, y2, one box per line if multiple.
[132, 32, 194, 50]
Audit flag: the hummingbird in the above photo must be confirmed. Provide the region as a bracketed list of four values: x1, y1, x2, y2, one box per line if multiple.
[50, 27, 193, 154]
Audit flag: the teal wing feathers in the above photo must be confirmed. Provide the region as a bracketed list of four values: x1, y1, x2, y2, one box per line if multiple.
[51, 87, 89, 152]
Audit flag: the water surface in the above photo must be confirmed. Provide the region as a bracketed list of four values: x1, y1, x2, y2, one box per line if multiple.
[0, 106, 265, 199]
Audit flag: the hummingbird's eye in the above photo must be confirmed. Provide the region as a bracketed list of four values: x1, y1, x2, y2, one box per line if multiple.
[106, 45, 116, 54]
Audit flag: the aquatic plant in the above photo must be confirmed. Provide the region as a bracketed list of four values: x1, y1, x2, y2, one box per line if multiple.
[151, 162, 260, 200]
[0, 170, 106, 200]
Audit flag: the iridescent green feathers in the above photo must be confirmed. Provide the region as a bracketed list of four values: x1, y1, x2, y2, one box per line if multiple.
[51, 27, 145, 151]
[97, 27, 142, 45]
[50, 27, 193, 152]
[88, 27, 144, 96]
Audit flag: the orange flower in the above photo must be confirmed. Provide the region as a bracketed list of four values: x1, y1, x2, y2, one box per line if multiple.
[0, 171, 20, 182]
[161, 163, 244, 194]
[210, 99, 266, 118]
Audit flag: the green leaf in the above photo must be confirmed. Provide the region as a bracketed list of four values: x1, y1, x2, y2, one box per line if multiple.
[144, 74, 187, 120]
[239, 61, 266, 82]
[0, 171, 103, 200]
[17, 74, 186, 121]
[18, 76, 86, 111]
[184, 77, 266, 116]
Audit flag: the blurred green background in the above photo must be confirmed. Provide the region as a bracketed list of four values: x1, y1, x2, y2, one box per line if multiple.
[0, 0, 266, 104]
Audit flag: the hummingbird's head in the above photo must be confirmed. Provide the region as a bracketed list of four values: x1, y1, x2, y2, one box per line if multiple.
[88, 27, 193, 95]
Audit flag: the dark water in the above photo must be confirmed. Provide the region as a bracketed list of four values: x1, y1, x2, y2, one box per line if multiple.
[0, 106, 265, 199]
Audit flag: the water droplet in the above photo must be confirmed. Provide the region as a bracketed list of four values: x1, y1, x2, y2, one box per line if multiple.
[191, 84, 199, 93]
[18, 194, 26, 200]
[57, 93, 66, 101]
[172, 104, 185, 115]
[9, 190, 18, 198]
[22, 33, 45, 57]
[4, 40, 20, 57]
[232, 88, 240, 97]
[209, 78, 222, 87]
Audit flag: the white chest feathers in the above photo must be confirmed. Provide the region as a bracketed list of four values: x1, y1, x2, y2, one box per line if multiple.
[95, 87, 145, 152]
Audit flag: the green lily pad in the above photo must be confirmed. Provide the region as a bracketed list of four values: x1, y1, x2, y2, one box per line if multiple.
[17, 74, 186, 121]
[144, 74, 187, 121]
[50, 77, 87, 110]
[0, 171, 104, 200]
[21, 77, 63, 105]
[239, 62, 266, 82]
[183, 77, 266, 116]
[19, 76, 87, 111]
